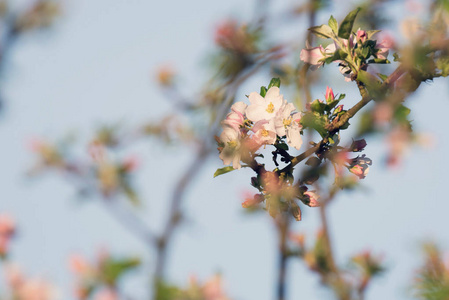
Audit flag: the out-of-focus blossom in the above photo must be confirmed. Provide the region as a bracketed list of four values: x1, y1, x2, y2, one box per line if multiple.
[219, 126, 242, 169]
[241, 193, 264, 208]
[0, 214, 15, 257]
[373, 102, 393, 126]
[5, 264, 57, 300]
[356, 29, 367, 44]
[300, 43, 336, 68]
[15, 1, 60, 32]
[203, 275, 231, 300]
[386, 126, 411, 167]
[214, 19, 256, 54]
[375, 38, 392, 60]
[246, 87, 284, 123]
[122, 155, 139, 173]
[348, 155, 372, 179]
[222, 102, 247, 131]
[156, 65, 176, 87]
[303, 191, 321, 207]
[94, 289, 118, 300]
[16, 278, 58, 300]
[400, 17, 423, 41]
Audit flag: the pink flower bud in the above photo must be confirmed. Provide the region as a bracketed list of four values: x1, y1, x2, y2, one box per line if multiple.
[304, 191, 320, 207]
[325, 86, 335, 103]
[356, 29, 367, 43]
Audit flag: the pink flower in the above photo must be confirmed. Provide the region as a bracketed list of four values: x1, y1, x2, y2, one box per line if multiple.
[300, 43, 336, 68]
[304, 191, 321, 207]
[203, 275, 230, 300]
[0, 214, 15, 236]
[219, 126, 242, 169]
[17, 278, 57, 300]
[122, 156, 139, 172]
[300, 45, 325, 66]
[69, 254, 93, 276]
[222, 102, 247, 132]
[251, 120, 277, 146]
[325, 86, 335, 103]
[375, 39, 392, 60]
[348, 155, 372, 179]
[94, 289, 118, 300]
[356, 29, 367, 43]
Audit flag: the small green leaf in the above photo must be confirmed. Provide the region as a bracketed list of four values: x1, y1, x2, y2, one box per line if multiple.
[214, 166, 235, 178]
[260, 86, 267, 97]
[366, 30, 381, 40]
[275, 143, 289, 151]
[338, 7, 361, 39]
[300, 112, 328, 137]
[328, 15, 338, 33]
[324, 49, 348, 64]
[357, 70, 380, 89]
[337, 93, 346, 101]
[369, 58, 390, 64]
[311, 99, 326, 114]
[309, 24, 334, 39]
[377, 73, 388, 81]
[393, 53, 400, 62]
[267, 78, 281, 89]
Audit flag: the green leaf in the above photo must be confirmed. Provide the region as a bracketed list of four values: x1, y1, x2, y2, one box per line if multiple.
[368, 58, 390, 64]
[357, 70, 380, 89]
[377, 73, 388, 81]
[328, 15, 338, 33]
[336, 93, 346, 101]
[309, 24, 334, 39]
[267, 78, 281, 89]
[310, 99, 326, 114]
[300, 112, 328, 137]
[393, 52, 400, 62]
[324, 49, 348, 64]
[436, 57, 449, 77]
[338, 7, 361, 39]
[275, 143, 289, 151]
[260, 86, 267, 97]
[366, 30, 381, 40]
[214, 166, 235, 178]
[394, 105, 411, 123]
[102, 257, 140, 285]
[122, 182, 140, 206]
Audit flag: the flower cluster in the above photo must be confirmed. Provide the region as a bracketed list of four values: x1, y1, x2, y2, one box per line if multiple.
[0, 214, 15, 258]
[4, 264, 58, 300]
[217, 80, 303, 170]
[69, 251, 140, 300]
[300, 9, 392, 82]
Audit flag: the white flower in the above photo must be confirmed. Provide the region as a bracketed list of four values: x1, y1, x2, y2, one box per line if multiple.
[219, 126, 242, 169]
[252, 120, 277, 146]
[285, 113, 303, 150]
[274, 102, 296, 137]
[245, 87, 284, 123]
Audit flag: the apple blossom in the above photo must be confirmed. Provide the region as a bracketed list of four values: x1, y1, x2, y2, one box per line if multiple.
[219, 126, 242, 169]
[300, 43, 336, 68]
[348, 155, 372, 179]
[252, 120, 277, 146]
[304, 191, 321, 207]
[246, 87, 284, 123]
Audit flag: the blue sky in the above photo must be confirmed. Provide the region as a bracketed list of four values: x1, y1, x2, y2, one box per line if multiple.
[0, 0, 448, 299]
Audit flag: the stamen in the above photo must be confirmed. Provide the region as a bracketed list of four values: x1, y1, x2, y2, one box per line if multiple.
[266, 102, 274, 113]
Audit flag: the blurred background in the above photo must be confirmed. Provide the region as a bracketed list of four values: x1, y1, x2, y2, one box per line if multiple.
[0, 0, 448, 299]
